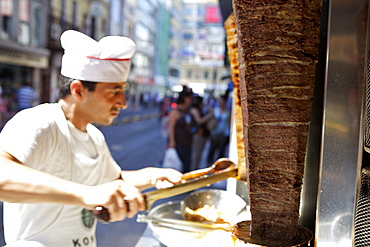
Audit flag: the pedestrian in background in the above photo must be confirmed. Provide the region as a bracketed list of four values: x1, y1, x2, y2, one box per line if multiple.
[16, 81, 36, 111]
[189, 95, 213, 171]
[167, 86, 194, 173]
[0, 30, 182, 247]
[207, 93, 231, 165]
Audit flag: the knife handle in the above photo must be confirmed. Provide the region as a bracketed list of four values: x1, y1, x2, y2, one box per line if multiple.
[91, 206, 110, 223]
[91, 200, 133, 223]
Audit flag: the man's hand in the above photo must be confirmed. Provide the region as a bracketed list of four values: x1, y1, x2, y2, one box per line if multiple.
[150, 168, 183, 189]
[121, 167, 183, 191]
[82, 180, 145, 222]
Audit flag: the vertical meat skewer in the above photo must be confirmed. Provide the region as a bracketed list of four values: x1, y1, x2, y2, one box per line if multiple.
[230, 0, 322, 244]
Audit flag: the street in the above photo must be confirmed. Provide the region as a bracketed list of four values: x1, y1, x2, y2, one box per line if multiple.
[96, 106, 225, 247]
[0, 106, 226, 246]
[100, 107, 166, 170]
[96, 106, 172, 247]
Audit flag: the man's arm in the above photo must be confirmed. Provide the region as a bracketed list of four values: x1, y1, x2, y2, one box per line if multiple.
[120, 167, 183, 191]
[0, 151, 87, 204]
[0, 151, 145, 221]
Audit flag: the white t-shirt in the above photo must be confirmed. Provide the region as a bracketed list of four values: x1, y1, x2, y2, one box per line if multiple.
[0, 103, 121, 247]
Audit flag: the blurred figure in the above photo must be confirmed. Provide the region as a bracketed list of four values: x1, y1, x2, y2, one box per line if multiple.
[159, 95, 176, 140]
[0, 81, 3, 125]
[189, 96, 213, 171]
[167, 86, 194, 172]
[16, 81, 36, 111]
[159, 95, 172, 121]
[207, 94, 231, 165]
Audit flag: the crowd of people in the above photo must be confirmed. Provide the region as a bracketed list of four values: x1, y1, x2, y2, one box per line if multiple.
[0, 81, 37, 128]
[161, 86, 232, 173]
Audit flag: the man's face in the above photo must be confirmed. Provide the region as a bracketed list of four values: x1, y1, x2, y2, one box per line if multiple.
[82, 82, 127, 125]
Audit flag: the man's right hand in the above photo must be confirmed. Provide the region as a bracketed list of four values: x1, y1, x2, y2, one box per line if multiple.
[82, 180, 145, 222]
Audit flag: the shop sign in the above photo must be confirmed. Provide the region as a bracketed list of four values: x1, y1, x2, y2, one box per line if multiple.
[0, 49, 48, 68]
[204, 6, 222, 24]
[136, 76, 153, 85]
[1, 0, 13, 16]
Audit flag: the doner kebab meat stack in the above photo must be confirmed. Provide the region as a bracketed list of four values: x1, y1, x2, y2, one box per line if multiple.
[230, 0, 322, 242]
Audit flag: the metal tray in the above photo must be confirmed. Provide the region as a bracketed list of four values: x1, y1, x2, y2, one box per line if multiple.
[146, 192, 254, 247]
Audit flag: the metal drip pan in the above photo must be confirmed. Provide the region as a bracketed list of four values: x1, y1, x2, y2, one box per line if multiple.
[145, 190, 255, 247]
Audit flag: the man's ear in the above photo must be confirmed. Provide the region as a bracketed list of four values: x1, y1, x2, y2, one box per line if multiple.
[70, 80, 85, 100]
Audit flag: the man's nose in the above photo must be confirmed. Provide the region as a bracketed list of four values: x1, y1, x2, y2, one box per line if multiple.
[118, 93, 127, 110]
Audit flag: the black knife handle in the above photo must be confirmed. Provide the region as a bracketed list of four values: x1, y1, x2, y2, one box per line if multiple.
[92, 206, 110, 223]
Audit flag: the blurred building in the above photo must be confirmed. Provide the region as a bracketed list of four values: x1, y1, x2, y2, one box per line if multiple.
[0, 0, 226, 122]
[0, 0, 50, 124]
[47, 0, 110, 103]
[181, 0, 227, 96]
[167, 0, 183, 93]
[154, 2, 170, 94]
[110, 0, 227, 101]
[109, 0, 183, 106]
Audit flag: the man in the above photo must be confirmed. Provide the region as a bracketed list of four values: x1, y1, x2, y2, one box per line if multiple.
[0, 30, 182, 247]
[16, 81, 36, 111]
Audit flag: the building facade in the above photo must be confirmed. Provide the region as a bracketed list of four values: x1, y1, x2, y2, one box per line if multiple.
[0, 0, 50, 126]
[181, 0, 227, 96]
[47, 0, 110, 103]
[154, 3, 170, 93]
[110, 0, 184, 106]
[0, 0, 226, 125]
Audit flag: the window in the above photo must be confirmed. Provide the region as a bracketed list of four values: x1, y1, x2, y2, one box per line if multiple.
[183, 20, 196, 29]
[0, 0, 14, 39]
[60, 0, 66, 21]
[134, 52, 150, 69]
[184, 6, 196, 17]
[183, 33, 193, 40]
[72, 1, 78, 28]
[137, 0, 154, 15]
[170, 68, 179, 77]
[30, 0, 44, 46]
[135, 23, 150, 41]
[182, 45, 194, 57]
[19, 0, 29, 23]
[187, 70, 192, 79]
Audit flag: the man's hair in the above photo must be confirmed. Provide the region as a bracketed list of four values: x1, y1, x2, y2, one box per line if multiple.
[58, 76, 98, 99]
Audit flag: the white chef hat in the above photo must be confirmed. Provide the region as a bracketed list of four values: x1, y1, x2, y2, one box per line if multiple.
[60, 30, 136, 82]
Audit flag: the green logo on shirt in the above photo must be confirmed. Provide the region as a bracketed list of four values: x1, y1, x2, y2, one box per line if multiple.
[81, 208, 95, 229]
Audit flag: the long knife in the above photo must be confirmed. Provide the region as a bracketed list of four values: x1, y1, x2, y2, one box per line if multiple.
[92, 167, 238, 223]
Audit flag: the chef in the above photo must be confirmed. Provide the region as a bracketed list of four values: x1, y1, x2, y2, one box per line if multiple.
[0, 30, 182, 247]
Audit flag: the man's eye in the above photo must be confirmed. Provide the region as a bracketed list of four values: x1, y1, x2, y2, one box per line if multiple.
[111, 90, 121, 95]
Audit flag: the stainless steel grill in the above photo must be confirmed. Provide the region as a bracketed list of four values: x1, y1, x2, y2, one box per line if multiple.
[365, 52, 370, 152]
[354, 167, 370, 246]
